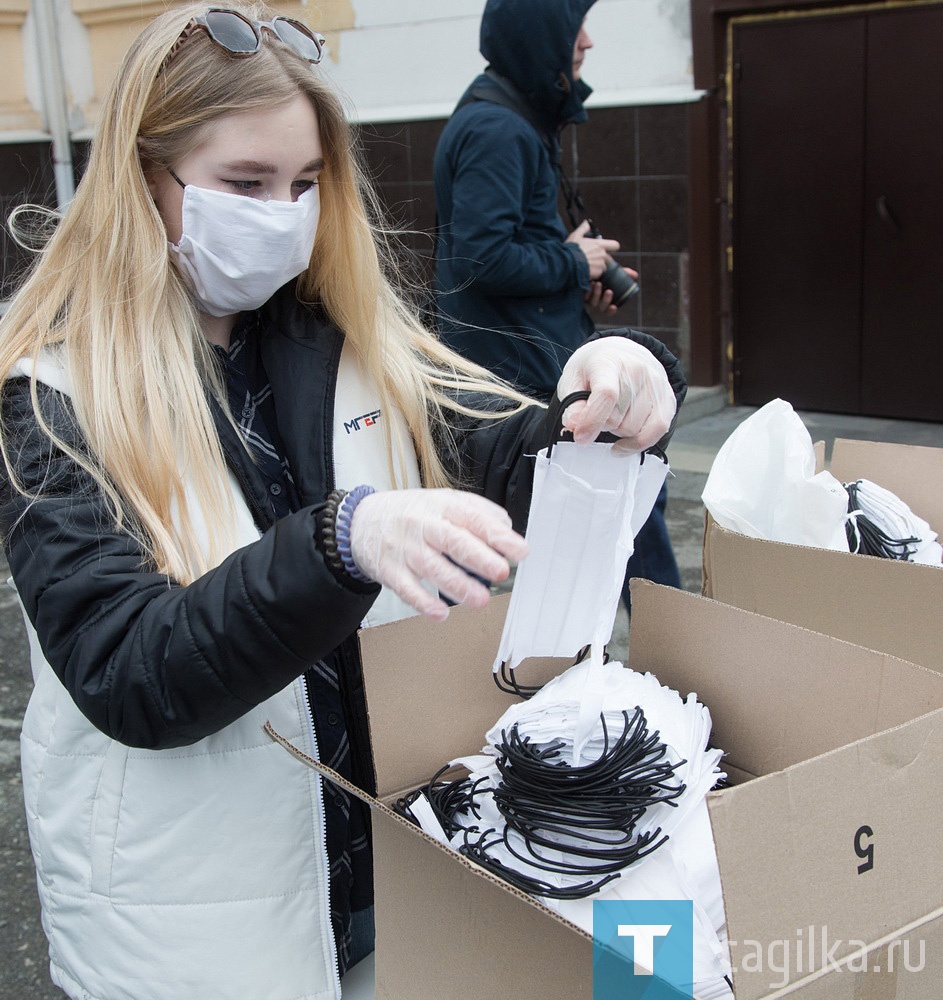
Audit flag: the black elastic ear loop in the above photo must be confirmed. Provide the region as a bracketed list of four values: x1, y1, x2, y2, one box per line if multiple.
[574, 644, 611, 665]
[547, 389, 622, 461]
[494, 645, 613, 699]
[392, 762, 490, 839]
[456, 709, 683, 897]
[458, 827, 622, 898]
[494, 659, 544, 698]
[843, 480, 921, 559]
[398, 710, 686, 899]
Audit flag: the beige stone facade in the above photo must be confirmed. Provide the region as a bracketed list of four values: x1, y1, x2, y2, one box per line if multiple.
[0, 0, 38, 133]
[0, 0, 355, 139]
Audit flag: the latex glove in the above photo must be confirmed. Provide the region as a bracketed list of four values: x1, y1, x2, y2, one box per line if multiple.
[349, 488, 529, 621]
[557, 337, 676, 453]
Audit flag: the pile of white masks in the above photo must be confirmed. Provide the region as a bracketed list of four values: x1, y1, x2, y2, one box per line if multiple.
[399, 659, 733, 1000]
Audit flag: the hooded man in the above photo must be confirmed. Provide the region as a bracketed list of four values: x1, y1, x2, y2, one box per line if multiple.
[433, 0, 630, 403]
[433, 0, 682, 603]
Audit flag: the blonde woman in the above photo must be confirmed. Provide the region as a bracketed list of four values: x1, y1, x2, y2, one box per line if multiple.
[0, 4, 685, 998]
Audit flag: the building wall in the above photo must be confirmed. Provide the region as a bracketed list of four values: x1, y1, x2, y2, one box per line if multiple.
[0, 0, 357, 136]
[1, 0, 698, 366]
[0, 0, 35, 132]
[359, 102, 691, 362]
[328, 0, 696, 122]
[0, 0, 696, 134]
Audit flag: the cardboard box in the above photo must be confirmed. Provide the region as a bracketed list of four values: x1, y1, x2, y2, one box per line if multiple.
[267, 581, 943, 998]
[703, 438, 943, 673]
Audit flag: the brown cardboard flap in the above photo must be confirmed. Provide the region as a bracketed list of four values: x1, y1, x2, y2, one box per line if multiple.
[263, 721, 595, 949]
[703, 519, 943, 675]
[268, 582, 943, 1000]
[830, 438, 943, 527]
[372, 812, 594, 1000]
[627, 581, 943, 777]
[356, 595, 571, 799]
[724, 907, 943, 1000]
[264, 720, 381, 811]
[700, 509, 715, 597]
[708, 706, 943, 1000]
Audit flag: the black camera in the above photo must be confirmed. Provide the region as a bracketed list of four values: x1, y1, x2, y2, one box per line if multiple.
[588, 224, 639, 307]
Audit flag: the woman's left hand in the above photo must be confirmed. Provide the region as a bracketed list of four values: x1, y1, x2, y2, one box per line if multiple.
[557, 337, 677, 453]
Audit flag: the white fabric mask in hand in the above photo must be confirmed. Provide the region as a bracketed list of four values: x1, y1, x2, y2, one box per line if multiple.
[494, 439, 669, 673]
[168, 183, 319, 317]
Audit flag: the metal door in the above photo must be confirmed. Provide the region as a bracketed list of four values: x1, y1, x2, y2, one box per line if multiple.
[731, 5, 943, 420]
[861, 5, 943, 420]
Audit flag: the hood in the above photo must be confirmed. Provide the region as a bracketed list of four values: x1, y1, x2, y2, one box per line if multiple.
[480, 0, 596, 130]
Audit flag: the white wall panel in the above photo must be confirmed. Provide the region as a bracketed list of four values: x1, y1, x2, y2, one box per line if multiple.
[351, 0, 486, 28]
[585, 0, 693, 93]
[323, 16, 485, 121]
[323, 0, 699, 122]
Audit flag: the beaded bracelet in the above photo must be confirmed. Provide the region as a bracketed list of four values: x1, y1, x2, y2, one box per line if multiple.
[320, 485, 376, 583]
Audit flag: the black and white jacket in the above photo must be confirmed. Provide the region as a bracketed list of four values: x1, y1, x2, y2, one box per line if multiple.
[0, 285, 686, 1000]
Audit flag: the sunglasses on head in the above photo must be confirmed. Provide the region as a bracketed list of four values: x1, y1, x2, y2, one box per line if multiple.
[162, 8, 325, 72]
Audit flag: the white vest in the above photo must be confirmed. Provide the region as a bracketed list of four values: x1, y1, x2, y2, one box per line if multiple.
[14, 356, 341, 1000]
[332, 339, 423, 627]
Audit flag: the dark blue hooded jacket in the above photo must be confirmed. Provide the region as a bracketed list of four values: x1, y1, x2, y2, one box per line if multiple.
[434, 0, 598, 402]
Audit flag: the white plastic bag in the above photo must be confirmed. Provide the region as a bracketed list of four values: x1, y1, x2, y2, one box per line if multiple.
[702, 398, 849, 550]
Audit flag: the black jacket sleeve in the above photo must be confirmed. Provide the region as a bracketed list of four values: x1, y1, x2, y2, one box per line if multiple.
[0, 378, 378, 750]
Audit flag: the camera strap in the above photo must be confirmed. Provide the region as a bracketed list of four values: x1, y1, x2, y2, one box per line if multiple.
[558, 166, 589, 232]
[457, 69, 597, 237]
[460, 68, 556, 149]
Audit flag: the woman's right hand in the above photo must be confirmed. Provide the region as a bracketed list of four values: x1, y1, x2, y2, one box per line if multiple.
[349, 489, 529, 621]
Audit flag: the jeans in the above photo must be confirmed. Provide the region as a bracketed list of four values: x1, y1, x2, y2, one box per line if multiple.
[622, 481, 680, 612]
[347, 905, 375, 970]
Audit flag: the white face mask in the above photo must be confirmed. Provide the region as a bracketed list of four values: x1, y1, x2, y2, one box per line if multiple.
[168, 183, 320, 317]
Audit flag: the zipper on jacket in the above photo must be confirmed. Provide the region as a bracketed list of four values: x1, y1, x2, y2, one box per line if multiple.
[301, 668, 343, 997]
[325, 328, 343, 494]
[214, 315, 345, 992]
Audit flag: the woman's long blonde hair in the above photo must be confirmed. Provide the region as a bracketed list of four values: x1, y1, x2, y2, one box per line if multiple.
[0, 1, 534, 583]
